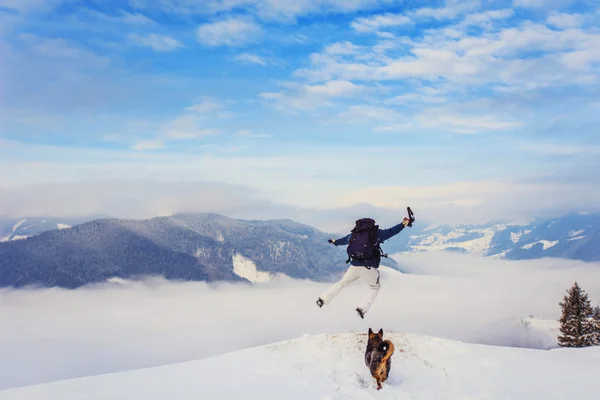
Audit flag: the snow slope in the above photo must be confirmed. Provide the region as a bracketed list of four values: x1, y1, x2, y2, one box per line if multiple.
[2, 331, 599, 400]
[232, 252, 281, 282]
[1, 219, 27, 242]
[408, 225, 509, 255]
[521, 240, 559, 250]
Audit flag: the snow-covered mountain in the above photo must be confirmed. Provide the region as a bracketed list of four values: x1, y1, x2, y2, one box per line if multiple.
[1, 211, 598, 289]
[0, 213, 400, 289]
[388, 212, 600, 262]
[2, 331, 598, 399]
[0, 217, 95, 242]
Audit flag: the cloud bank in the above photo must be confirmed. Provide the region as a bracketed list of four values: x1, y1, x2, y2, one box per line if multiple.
[2, 252, 599, 390]
[2, 175, 600, 233]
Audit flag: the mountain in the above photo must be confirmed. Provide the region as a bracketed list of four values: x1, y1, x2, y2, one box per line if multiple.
[0, 213, 400, 289]
[0, 217, 96, 242]
[2, 331, 598, 399]
[1, 211, 598, 290]
[390, 212, 600, 262]
[502, 213, 600, 261]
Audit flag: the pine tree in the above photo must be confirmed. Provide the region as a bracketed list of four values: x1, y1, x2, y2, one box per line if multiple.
[557, 282, 596, 347]
[592, 305, 600, 346]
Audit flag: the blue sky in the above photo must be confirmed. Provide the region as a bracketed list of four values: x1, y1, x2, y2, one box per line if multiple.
[1, 0, 599, 229]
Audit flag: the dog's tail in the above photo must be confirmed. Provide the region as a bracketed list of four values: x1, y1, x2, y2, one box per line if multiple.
[379, 340, 395, 362]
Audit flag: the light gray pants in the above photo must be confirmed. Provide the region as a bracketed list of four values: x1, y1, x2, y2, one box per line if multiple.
[319, 265, 381, 314]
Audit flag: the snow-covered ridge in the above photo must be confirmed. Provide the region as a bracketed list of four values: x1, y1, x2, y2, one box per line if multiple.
[510, 231, 524, 243]
[1, 219, 74, 242]
[409, 224, 507, 255]
[2, 331, 598, 400]
[232, 253, 286, 283]
[521, 240, 559, 250]
[1, 219, 28, 242]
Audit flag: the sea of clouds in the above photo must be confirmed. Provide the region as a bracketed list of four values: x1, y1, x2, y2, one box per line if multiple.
[2, 251, 600, 390]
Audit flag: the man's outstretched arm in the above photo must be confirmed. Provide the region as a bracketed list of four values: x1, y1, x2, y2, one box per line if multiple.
[378, 218, 411, 242]
[329, 233, 351, 246]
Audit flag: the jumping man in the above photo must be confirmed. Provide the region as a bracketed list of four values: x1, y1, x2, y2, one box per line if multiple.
[316, 212, 414, 319]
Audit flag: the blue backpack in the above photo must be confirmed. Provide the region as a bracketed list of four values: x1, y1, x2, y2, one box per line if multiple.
[346, 218, 382, 264]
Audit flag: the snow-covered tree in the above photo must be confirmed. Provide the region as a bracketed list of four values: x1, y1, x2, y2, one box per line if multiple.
[592, 305, 600, 346]
[557, 282, 596, 347]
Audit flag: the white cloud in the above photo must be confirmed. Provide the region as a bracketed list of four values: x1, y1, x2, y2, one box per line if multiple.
[351, 12, 412, 32]
[333, 104, 400, 123]
[460, 8, 514, 27]
[385, 86, 448, 105]
[236, 130, 272, 138]
[513, 0, 546, 7]
[18, 33, 109, 66]
[131, 0, 400, 23]
[234, 52, 267, 65]
[131, 140, 165, 151]
[513, 0, 579, 8]
[337, 178, 600, 225]
[0, 180, 272, 221]
[196, 17, 263, 46]
[184, 97, 234, 117]
[413, 0, 481, 20]
[519, 143, 600, 156]
[2, 253, 599, 389]
[260, 80, 367, 111]
[547, 12, 584, 29]
[351, 1, 493, 33]
[304, 80, 365, 96]
[333, 100, 521, 134]
[130, 98, 230, 151]
[324, 41, 363, 55]
[162, 115, 219, 140]
[295, 19, 600, 96]
[372, 122, 415, 133]
[128, 33, 184, 52]
[0, 0, 63, 14]
[417, 111, 522, 134]
[85, 9, 155, 25]
[259, 90, 333, 111]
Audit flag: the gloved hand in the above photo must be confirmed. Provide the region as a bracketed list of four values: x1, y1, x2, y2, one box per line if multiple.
[402, 217, 411, 227]
[328, 239, 336, 245]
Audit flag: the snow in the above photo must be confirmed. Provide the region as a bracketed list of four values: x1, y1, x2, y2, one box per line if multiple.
[10, 235, 29, 241]
[12, 219, 27, 232]
[2, 331, 598, 400]
[510, 231, 523, 243]
[232, 252, 280, 283]
[519, 316, 560, 342]
[410, 226, 503, 255]
[521, 240, 559, 250]
[194, 247, 208, 258]
[271, 240, 287, 259]
[2, 219, 27, 241]
[489, 249, 511, 259]
[57, 224, 71, 230]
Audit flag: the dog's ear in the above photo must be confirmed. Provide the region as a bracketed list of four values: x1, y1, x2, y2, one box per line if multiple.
[368, 328, 373, 335]
[378, 329, 383, 337]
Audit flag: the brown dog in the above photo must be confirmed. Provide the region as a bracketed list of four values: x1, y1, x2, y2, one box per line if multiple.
[364, 328, 395, 390]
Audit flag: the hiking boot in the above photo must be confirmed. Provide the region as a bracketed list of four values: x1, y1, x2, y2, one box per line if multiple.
[316, 298, 324, 308]
[356, 307, 365, 319]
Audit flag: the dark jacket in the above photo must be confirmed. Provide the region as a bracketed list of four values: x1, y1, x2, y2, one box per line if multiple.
[333, 222, 406, 267]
